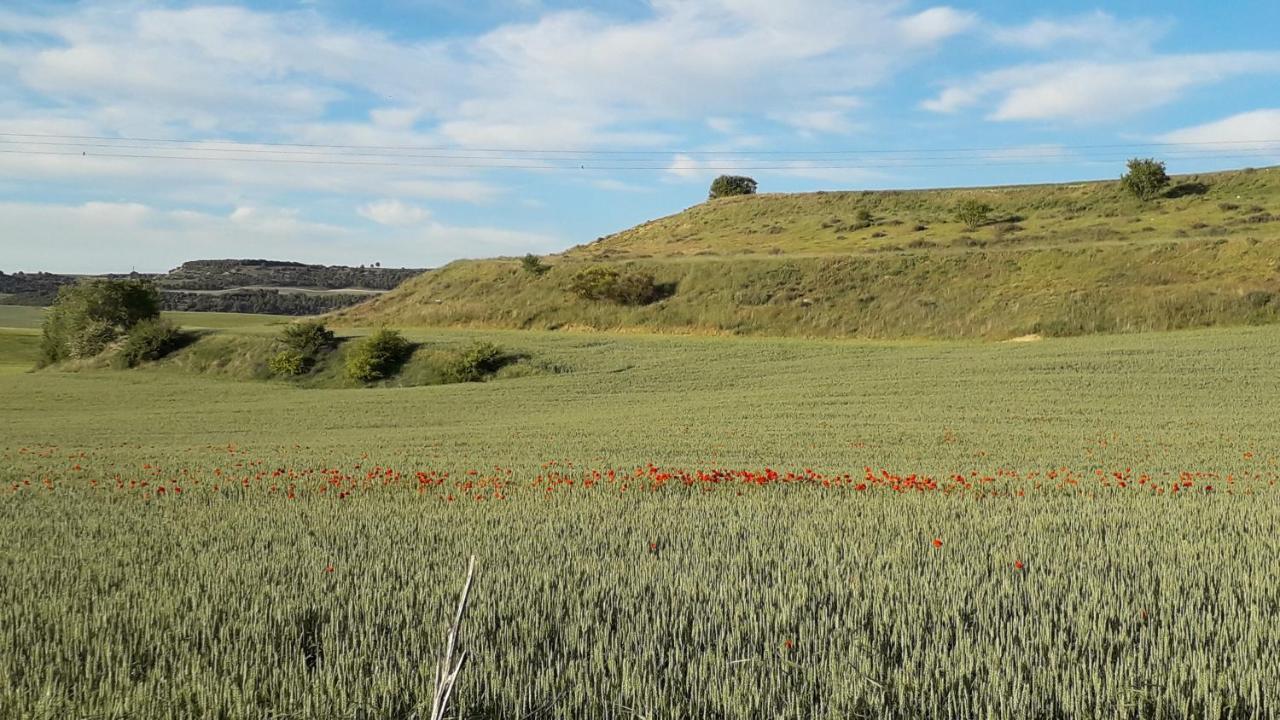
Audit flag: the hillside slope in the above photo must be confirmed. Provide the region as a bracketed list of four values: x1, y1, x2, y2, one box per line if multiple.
[336, 167, 1280, 339]
[570, 167, 1279, 259]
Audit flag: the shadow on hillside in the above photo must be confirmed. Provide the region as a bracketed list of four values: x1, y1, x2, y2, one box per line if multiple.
[647, 281, 679, 304]
[1166, 182, 1209, 199]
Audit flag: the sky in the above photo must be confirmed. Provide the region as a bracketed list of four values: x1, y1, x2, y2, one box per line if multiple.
[1, 0, 1278, 273]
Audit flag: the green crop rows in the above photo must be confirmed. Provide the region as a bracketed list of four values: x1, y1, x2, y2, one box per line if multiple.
[1, 320, 1278, 718]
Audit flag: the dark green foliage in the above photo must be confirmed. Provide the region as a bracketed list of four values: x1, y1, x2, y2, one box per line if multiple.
[114, 319, 184, 368]
[568, 266, 662, 305]
[161, 259, 423, 291]
[268, 349, 308, 377]
[270, 321, 336, 376]
[520, 254, 550, 276]
[1121, 158, 1171, 201]
[40, 279, 160, 366]
[280, 321, 336, 357]
[708, 175, 758, 200]
[3, 260, 424, 316]
[445, 341, 509, 383]
[1245, 291, 1275, 309]
[344, 329, 412, 383]
[67, 319, 119, 359]
[0, 271, 78, 306]
[955, 200, 993, 230]
[160, 289, 368, 315]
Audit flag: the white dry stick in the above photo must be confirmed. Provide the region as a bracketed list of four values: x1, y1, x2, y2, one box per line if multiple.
[430, 555, 476, 720]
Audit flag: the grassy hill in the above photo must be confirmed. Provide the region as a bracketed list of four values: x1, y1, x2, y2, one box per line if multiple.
[566, 167, 1278, 259]
[336, 166, 1280, 339]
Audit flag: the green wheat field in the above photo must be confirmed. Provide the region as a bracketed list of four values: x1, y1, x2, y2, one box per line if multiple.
[2, 311, 1278, 719]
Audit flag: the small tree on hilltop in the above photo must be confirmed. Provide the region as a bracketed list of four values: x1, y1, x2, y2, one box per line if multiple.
[1121, 158, 1170, 201]
[955, 199, 993, 231]
[708, 175, 758, 200]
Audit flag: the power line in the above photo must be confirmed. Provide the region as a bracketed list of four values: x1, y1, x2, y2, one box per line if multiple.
[0, 130, 1278, 157]
[2, 146, 1277, 171]
[2, 137, 1278, 164]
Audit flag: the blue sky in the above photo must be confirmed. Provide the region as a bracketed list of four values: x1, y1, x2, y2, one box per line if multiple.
[1, 0, 1278, 273]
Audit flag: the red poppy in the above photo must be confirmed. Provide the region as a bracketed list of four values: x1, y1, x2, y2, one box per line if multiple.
[1014, 560, 1024, 570]
[932, 538, 943, 548]
[324, 565, 334, 573]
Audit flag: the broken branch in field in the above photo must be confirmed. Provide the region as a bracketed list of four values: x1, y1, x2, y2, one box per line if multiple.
[430, 555, 476, 720]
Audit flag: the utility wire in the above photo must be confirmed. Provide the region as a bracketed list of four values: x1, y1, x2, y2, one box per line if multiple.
[2, 147, 1277, 171]
[0, 130, 1278, 157]
[2, 138, 1279, 164]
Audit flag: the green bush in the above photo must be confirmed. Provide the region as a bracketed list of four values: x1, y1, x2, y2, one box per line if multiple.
[445, 341, 508, 383]
[268, 349, 308, 377]
[114, 319, 184, 368]
[67, 319, 119, 360]
[520, 254, 550, 276]
[1121, 158, 1170, 201]
[568, 266, 661, 305]
[280, 321, 336, 357]
[40, 279, 160, 366]
[708, 175, 758, 200]
[344, 329, 412, 383]
[270, 321, 336, 376]
[955, 199, 993, 230]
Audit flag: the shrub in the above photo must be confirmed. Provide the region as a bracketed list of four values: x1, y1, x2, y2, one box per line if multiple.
[520, 254, 550, 276]
[67, 319, 119, 360]
[955, 200, 993, 230]
[445, 341, 509, 383]
[280, 321, 336, 356]
[568, 266, 661, 305]
[708, 175, 758, 200]
[344, 329, 412, 383]
[855, 208, 874, 225]
[40, 279, 160, 366]
[1244, 291, 1275, 309]
[115, 319, 184, 368]
[268, 349, 308, 377]
[268, 321, 336, 376]
[1121, 158, 1170, 201]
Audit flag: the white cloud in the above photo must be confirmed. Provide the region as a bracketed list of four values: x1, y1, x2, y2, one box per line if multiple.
[1158, 110, 1280, 165]
[0, 129, 503, 205]
[706, 117, 738, 134]
[0, 1, 976, 152]
[0, 0, 985, 229]
[0, 200, 560, 274]
[358, 199, 431, 226]
[923, 52, 1280, 122]
[445, 1, 969, 144]
[770, 95, 865, 136]
[899, 7, 978, 46]
[773, 109, 863, 135]
[592, 178, 654, 193]
[991, 11, 1170, 53]
[1158, 109, 1280, 147]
